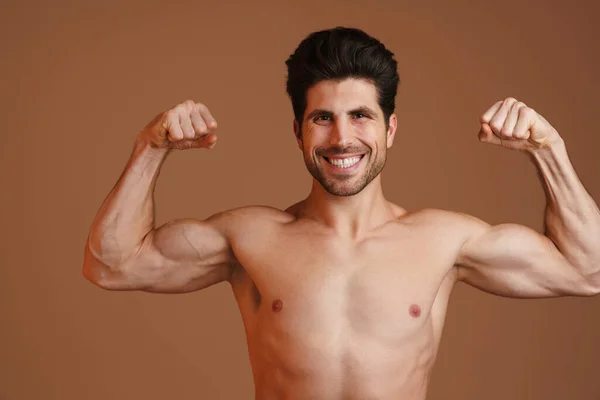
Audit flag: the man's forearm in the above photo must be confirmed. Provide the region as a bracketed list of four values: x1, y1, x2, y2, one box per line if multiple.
[86, 138, 170, 268]
[529, 139, 600, 283]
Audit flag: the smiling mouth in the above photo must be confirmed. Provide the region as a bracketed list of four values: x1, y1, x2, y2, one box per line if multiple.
[322, 154, 365, 168]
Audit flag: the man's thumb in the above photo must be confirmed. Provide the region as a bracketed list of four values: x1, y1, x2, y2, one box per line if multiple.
[194, 133, 218, 149]
[478, 123, 501, 145]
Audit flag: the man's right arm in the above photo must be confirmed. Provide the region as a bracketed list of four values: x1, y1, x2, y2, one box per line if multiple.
[83, 100, 236, 293]
[84, 208, 239, 293]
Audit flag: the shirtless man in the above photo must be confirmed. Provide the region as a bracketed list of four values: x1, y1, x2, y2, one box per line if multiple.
[83, 27, 600, 399]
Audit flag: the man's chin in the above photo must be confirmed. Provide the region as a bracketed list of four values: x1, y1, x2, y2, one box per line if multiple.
[306, 164, 368, 196]
[320, 180, 366, 197]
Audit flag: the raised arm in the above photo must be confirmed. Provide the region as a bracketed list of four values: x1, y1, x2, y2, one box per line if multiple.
[84, 212, 240, 293]
[455, 98, 600, 298]
[455, 217, 597, 298]
[83, 100, 237, 293]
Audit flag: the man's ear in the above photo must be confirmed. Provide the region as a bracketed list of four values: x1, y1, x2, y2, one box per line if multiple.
[293, 119, 303, 150]
[386, 114, 398, 149]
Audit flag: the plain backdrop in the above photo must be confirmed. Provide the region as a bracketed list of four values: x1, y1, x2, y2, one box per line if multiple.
[1, 0, 599, 399]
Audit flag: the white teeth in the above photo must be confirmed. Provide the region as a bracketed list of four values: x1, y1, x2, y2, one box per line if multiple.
[327, 156, 361, 168]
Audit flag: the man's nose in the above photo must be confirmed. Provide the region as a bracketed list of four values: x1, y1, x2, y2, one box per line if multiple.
[329, 118, 353, 147]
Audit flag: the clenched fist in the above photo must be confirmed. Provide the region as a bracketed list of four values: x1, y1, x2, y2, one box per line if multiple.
[138, 100, 218, 150]
[478, 97, 562, 152]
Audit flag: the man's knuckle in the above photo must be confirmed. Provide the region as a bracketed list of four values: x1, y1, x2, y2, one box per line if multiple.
[165, 109, 177, 119]
[490, 122, 502, 132]
[521, 107, 535, 117]
[511, 101, 524, 111]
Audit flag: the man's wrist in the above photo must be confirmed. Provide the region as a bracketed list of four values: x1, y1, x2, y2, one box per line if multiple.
[133, 134, 171, 160]
[527, 136, 567, 162]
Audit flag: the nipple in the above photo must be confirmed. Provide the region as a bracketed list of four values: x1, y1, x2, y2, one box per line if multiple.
[409, 304, 421, 318]
[272, 299, 283, 312]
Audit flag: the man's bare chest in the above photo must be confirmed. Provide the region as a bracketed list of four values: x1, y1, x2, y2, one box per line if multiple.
[229, 224, 458, 342]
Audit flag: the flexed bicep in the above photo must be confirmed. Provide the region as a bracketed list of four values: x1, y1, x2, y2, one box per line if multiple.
[85, 211, 237, 293]
[455, 217, 596, 298]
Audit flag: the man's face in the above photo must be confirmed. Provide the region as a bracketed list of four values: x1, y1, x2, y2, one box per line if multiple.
[294, 78, 397, 196]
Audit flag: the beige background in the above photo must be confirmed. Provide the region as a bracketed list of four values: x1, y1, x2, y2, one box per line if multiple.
[2, 0, 599, 399]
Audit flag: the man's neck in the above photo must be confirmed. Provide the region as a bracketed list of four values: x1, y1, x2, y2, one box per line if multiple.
[298, 176, 394, 239]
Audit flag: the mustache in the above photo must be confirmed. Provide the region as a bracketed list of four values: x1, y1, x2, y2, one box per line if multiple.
[317, 147, 368, 157]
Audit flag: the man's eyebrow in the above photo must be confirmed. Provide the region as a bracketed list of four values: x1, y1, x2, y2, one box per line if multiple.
[348, 106, 377, 117]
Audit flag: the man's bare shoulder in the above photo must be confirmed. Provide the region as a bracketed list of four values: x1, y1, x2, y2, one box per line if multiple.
[397, 208, 492, 281]
[396, 207, 489, 240]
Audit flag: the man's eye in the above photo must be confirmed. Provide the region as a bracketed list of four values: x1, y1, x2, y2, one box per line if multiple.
[353, 113, 366, 119]
[315, 116, 331, 122]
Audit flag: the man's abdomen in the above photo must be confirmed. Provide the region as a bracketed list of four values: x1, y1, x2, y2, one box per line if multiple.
[247, 312, 437, 400]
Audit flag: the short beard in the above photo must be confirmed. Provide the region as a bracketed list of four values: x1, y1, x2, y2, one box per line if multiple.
[304, 148, 387, 196]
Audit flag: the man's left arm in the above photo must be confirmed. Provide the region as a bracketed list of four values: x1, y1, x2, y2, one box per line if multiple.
[456, 97, 600, 298]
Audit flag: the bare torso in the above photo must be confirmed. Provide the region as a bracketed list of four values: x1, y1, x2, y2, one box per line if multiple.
[227, 203, 463, 399]
[84, 95, 597, 399]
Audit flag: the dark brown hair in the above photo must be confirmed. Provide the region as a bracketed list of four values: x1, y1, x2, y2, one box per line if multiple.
[285, 26, 400, 135]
